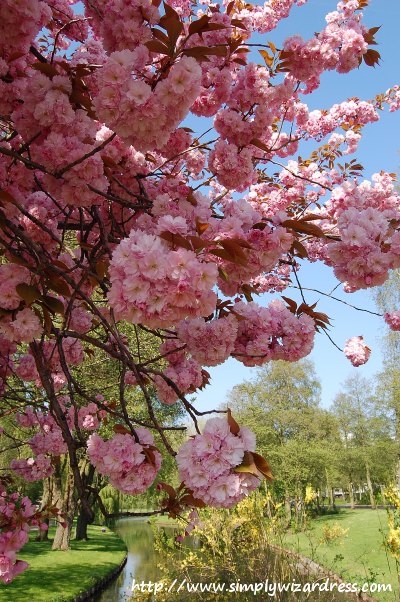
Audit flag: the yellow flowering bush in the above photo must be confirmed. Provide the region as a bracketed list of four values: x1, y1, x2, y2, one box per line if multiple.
[146, 489, 310, 601]
[384, 485, 400, 564]
[319, 522, 349, 545]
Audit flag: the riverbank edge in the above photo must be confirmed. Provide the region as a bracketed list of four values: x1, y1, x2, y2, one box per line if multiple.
[72, 554, 127, 602]
[270, 543, 378, 602]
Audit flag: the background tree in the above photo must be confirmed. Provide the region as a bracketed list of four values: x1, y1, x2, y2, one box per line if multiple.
[330, 374, 395, 507]
[228, 360, 340, 523]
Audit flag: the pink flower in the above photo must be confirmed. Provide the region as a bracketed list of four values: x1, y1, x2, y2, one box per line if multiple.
[176, 416, 260, 508]
[87, 429, 161, 495]
[344, 336, 371, 367]
[384, 311, 400, 331]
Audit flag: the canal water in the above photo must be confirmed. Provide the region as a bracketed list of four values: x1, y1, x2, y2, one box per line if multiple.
[98, 518, 172, 601]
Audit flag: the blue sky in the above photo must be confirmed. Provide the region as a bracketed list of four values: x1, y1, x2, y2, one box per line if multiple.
[191, 0, 400, 411]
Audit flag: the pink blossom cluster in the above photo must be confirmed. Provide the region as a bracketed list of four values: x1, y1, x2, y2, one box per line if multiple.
[208, 140, 257, 192]
[18, 192, 60, 249]
[16, 407, 68, 457]
[10, 68, 108, 208]
[176, 417, 259, 508]
[77, 403, 102, 431]
[233, 300, 315, 367]
[69, 306, 93, 334]
[0, 487, 45, 584]
[28, 418, 67, 457]
[87, 429, 161, 495]
[0, 264, 43, 344]
[83, 0, 160, 53]
[343, 335, 371, 367]
[34, 131, 108, 208]
[46, 1, 89, 49]
[0, 308, 42, 345]
[13, 73, 76, 136]
[176, 315, 238, 367]
[384, 312, 400, 332]
[324, 175, 400, 290]
[10, 455, 53, 482]
[0, 0, 51, 61]
[108, 228, 218, 328]
[0, 0, 398, 560]
[0, 264, 31, 311]
[386, 86, 400, 112]
[296, 100, 378, 141]
[43, 338, 85, 372]
[238, 0, 307, 34]
[216, 227, 293, 297]
[15, 349, 83, 397]
[282, 3, 368, 87]
[15, 354, 39, 382]
[94, 52, 202, 152]
[154, 340, 203, 405]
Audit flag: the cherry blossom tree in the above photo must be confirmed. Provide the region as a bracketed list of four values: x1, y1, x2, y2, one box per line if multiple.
[1, 0, 400, 583]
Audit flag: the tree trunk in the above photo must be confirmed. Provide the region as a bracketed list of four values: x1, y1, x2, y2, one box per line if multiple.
[365, 462, 376, 508]
[325, 468, 334, 509]
[284, 495, 292, 528]
[75, 463, 96, 541]
[395, 457, 400, 490]
[348, 481, 355, 509]
[35, 477, 50, 542]
[75, 508, 91, 541]
[380, 484, 386, 507]
[52, 472, 76, 551]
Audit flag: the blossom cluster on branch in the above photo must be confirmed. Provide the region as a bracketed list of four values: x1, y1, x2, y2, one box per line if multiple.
[0, 0, 399, 582]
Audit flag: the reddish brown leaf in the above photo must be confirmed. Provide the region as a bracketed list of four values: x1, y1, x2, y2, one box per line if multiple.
[145, 40, 171, 56]
[188, 14, 209, 36]
[32, 62, 58, 77]
[113, 424, 130, 435]
[209, 248, 247, 266]
[252, 452, 273, 480]
[363, 49, 381, 67]
[231, 18, 248, 31]
[196, 221, 209, 235]
[47, 276, 71, 297]
[160, 231, 192, 250]
[151, 28, 170, 45]
[182, 45, 227, 59]
[42, 295, 65, 316]
[158, 481, 177, 499]
[0, 191, 17, 205]
[282, 219, 325, 238]
[250, 138, 270, 153]
[281, 296, 298, 313]
[95, 260, 109, 280]
[291, 239, 308, 258]
[43, 308, 53, 335]
[234, 451, 260, 477]
[218, 266, 229, 282]
[16, 283, 41, 304]
[227, 408, 240, 435]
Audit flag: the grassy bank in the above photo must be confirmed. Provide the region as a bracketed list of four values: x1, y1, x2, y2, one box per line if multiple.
[0, 524, 126, 602]
[279, 509, 398, 601]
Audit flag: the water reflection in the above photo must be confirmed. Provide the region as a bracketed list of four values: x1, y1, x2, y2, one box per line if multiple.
[98, 518, 172, 601]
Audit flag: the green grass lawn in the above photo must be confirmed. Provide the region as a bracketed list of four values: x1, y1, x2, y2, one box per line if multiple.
[279, 509, 398, 602]
[0, 524, 126, 602]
